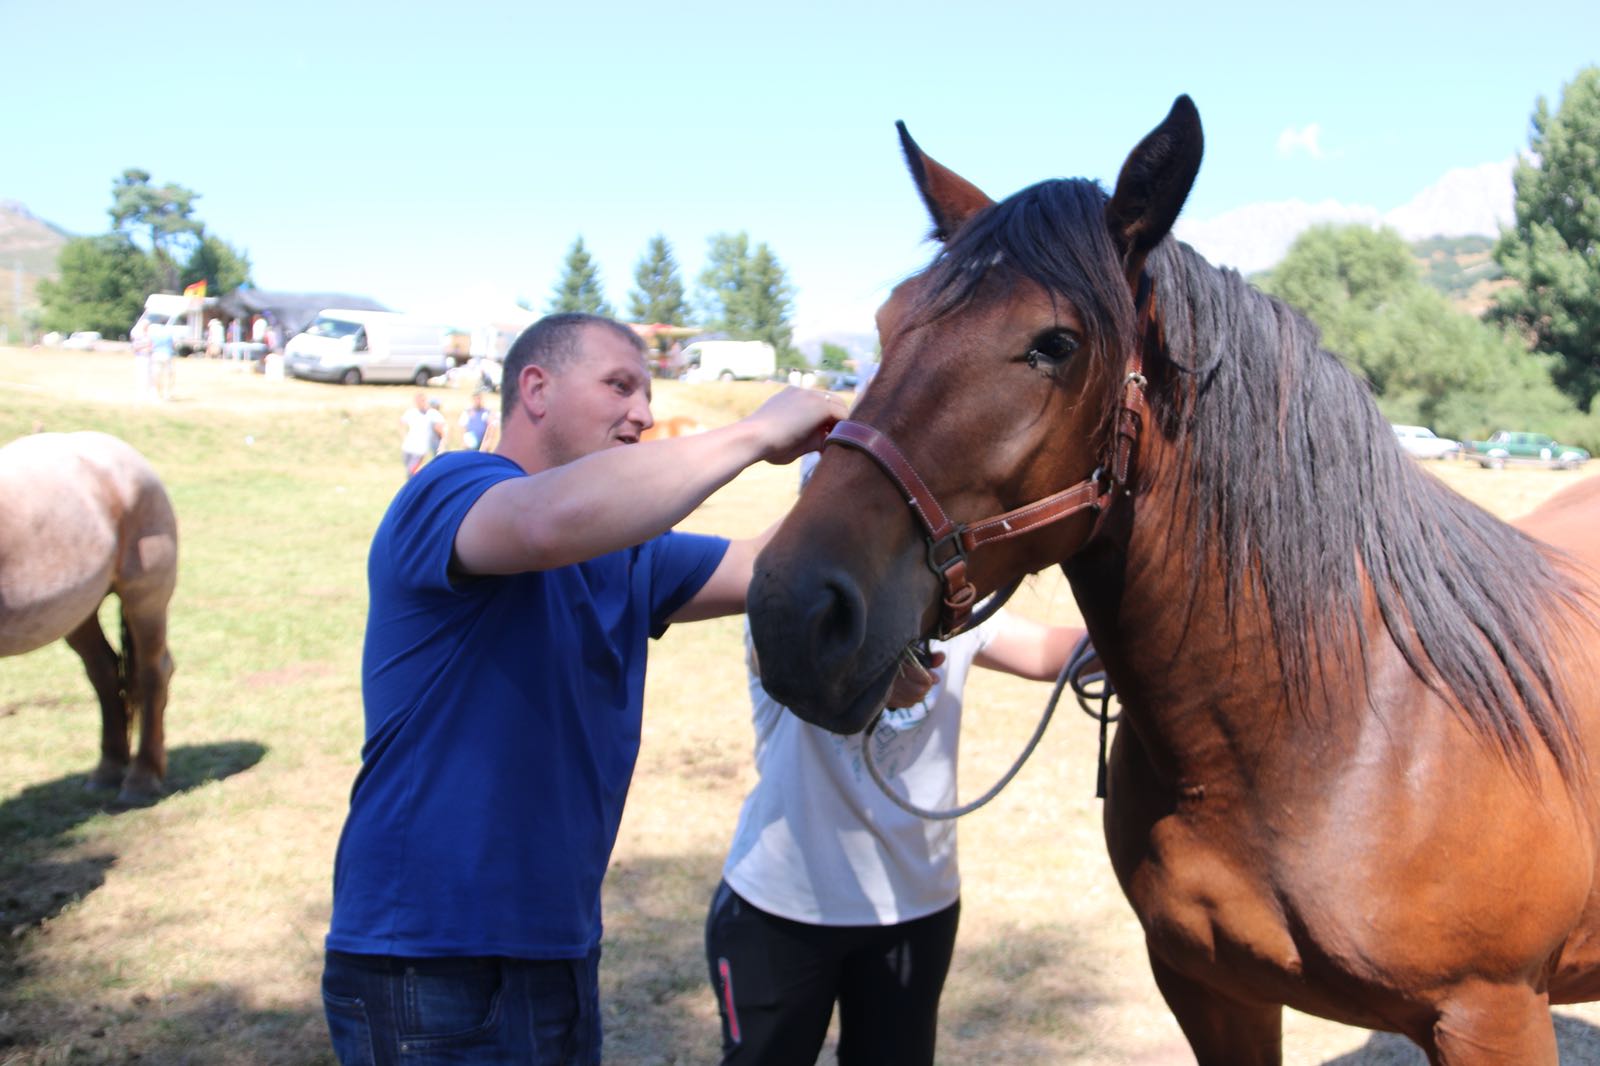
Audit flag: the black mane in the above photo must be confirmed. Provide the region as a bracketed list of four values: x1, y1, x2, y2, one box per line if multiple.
[916, 177, 1586, 779]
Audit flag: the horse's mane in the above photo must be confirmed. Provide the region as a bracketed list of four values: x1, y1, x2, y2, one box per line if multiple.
[917, 177, 1586, 779]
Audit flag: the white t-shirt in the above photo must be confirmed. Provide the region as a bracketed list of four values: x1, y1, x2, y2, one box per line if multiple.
[722, 614, 1000, 926]
[401, 407, 443, 456]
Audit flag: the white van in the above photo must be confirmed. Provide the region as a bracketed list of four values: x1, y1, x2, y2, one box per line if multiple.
[679, 340, 777, 382]
[284, 310, 449, 385]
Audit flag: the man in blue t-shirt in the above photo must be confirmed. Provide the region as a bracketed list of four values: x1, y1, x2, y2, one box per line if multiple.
[322, 312, 844, 1065]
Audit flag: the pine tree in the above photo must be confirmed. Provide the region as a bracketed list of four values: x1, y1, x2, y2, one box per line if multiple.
[1492, 66, 1600, 410]
[627, 235, 689, 325]
[548, 237, 614, 317]
[695, 232, 795, 359]
[742, 242, 795, 358]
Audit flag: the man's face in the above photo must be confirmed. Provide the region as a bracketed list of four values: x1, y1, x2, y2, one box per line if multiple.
[541, 328, 654, 465]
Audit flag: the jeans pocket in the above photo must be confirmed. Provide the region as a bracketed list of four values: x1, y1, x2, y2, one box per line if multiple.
[399, 958, 505, 1049]
[323, 989, 377, 1066]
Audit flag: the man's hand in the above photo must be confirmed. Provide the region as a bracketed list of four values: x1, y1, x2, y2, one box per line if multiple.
[745, 387, 846, 465]
[885, 650, 946, 709]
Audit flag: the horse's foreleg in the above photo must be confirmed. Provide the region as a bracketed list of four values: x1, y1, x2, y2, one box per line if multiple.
[64, 611, 128, 792]
[1424, 985, 1558, 1065]
[117, 605, 172, 804]
[1147, 952, 1283, 1066]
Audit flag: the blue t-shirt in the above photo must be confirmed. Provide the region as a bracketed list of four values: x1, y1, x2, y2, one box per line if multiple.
[327, 450, 728, 959]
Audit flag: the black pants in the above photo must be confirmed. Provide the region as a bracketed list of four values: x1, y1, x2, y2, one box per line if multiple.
[704, 881, 960, 1066]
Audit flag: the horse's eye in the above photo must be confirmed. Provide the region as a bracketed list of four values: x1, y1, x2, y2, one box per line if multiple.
[1024, 331, 1079, 370]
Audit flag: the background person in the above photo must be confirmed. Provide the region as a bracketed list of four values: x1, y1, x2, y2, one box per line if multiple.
[150, 321, 175, 401]
[130, 316, 153, 400]
[459, 390, 492, 451]
[399, 391, 444, 477]
[426, 396, 446, 458]
[322, 312, 844, 1065]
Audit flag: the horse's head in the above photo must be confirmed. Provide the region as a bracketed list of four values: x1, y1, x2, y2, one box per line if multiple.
[749, 96, 1202, 733]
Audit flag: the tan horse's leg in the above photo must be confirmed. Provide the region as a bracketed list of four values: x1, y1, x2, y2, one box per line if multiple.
[63, 610, 128, 792]
[1424, 986, 1558, 1065]
[117, 601, 172, 804]
[1148, 953, 1283, 1066]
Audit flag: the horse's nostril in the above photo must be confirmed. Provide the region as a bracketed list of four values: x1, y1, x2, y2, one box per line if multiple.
[809, 576, 867, 668]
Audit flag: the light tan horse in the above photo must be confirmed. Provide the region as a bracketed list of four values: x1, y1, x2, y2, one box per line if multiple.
[0, 431, 176, 803]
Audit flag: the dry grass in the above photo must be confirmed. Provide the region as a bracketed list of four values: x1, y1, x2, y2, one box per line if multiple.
[3, 346, 1600, 1064]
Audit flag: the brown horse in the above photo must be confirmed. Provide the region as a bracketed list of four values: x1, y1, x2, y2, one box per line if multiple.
[0, 431, 176, 803]
[748, 97, 1600, 1063]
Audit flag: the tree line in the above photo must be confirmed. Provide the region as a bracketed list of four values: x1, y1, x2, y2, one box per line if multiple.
[38, 169, 253, 336]
[541, 231, 796, 361]
[1258, 65, 1600, 449]
[32, 65, 1600, 437]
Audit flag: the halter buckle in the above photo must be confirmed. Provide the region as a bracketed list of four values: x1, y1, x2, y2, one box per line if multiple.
[926, 529, 967, 576]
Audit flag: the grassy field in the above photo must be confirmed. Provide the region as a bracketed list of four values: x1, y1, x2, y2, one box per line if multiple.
[3, 345, 1600, 1065]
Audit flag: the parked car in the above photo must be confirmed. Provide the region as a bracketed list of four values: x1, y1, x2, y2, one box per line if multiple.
[1392, 424, 1461, 461]
[61, 331, 103, 350]
[1464, 430, 1590, 470]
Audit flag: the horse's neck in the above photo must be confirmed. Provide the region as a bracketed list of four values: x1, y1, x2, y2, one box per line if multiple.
[1069, 478, 1366, 792]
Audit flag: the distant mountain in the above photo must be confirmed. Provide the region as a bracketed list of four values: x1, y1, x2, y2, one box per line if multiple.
[0, 200, 71, 276]
[0, 201, 71, 340]
[1174, 158, 1516, 276]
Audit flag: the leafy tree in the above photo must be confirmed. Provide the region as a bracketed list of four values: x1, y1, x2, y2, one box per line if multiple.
[819, 342, 851, 372]
[37, 235, 161, 337]
[548, 236, 613, 316]
[696, 231, 796, 358]
[1492, 66, 1600, 410]
[1261, 223, 1576, 440]
[180, 232, 253, 295]
[108, 168, 203, 290]
[627, 234, 689, 325]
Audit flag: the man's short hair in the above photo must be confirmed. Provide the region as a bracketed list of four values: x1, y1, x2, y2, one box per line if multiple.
[500, 313, 645, 419]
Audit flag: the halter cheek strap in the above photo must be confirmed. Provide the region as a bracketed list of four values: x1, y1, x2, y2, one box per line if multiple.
[823, 274, 1154, 637]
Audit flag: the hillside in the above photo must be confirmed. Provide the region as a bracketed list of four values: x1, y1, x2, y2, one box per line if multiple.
[0, 200, 70, 339]
[1413, 234, 1501, 294]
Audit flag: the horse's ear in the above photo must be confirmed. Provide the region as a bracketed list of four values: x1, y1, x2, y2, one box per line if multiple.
[1106, 95, 1203, 282]
[897, 120, 994, 242]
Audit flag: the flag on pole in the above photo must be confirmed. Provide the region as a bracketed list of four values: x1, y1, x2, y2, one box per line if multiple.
[183, 280, 207, 299]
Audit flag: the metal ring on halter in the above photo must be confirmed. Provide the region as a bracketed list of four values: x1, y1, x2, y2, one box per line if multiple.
[946, 578, 1020, 638]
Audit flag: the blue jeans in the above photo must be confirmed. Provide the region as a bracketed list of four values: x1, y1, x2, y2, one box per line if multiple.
[322, 949, 601, 1065]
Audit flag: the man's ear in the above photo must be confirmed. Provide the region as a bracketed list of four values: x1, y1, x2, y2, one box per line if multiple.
[518, 363, 551, 420]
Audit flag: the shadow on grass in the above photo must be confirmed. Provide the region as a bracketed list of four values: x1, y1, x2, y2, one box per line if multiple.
[600, 852, 1111, 1065]
[0, 979, 337, 1066]
[0, 741, 267, 939]
[1319, 1012, 1600, 1064]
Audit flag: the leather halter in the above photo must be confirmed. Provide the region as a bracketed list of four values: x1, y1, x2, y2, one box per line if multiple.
[824, 274, 1154, 638]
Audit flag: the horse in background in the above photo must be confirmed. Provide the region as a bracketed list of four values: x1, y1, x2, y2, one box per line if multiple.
[640, 414, 705, 442]
[748, 97, 1600, 1063]
[0, 431, 176, 804]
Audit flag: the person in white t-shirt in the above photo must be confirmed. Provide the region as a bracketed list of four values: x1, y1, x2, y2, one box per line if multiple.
[706, 603, 1083, 1065]
[400, 391, 445, 477]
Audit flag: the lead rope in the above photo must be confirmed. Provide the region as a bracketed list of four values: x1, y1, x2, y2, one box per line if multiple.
[1065, 636, 1117, 799]
[862, 633, 1116, 819]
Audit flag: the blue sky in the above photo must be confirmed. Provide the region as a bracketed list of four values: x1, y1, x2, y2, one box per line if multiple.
[3, 0, 1596, 340]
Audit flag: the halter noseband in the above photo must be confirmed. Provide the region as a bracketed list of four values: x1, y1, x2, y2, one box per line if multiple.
[823, 273, 1154, 638]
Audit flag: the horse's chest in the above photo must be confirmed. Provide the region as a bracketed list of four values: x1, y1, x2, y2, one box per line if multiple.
[1117, 811, 1309, 995]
